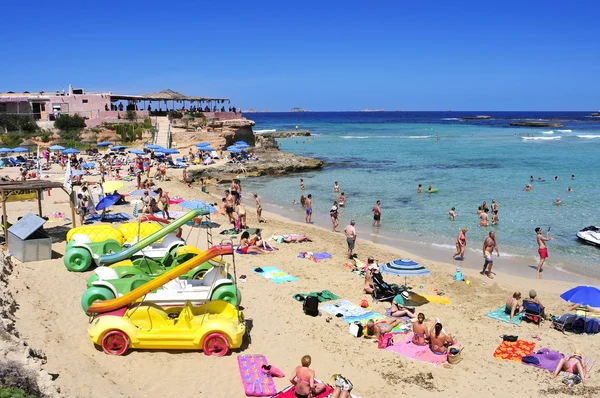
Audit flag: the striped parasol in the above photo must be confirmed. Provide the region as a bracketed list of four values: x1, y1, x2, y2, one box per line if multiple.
[381, 259, 431, 287]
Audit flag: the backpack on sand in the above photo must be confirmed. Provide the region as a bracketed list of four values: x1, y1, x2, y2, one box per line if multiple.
[303, 296, 319, 316]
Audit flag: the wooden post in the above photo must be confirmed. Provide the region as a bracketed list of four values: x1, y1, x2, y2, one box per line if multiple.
[1, 190, 7, 246]
[37, 189, 43, 217]
[71, 190, 77, 228]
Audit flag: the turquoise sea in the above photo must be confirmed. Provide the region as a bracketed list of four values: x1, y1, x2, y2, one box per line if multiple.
[243, 112, 600, 280]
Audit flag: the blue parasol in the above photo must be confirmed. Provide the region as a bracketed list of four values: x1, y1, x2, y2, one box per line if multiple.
[235, 142, 250, 148]
[63, 148, 80, 154]
[196, 142, 210, 147]
[95, 193, 121, 211]
[156, 148, 179, 154]
[0, 148, 11, 153]
[227, 146, 242, 153]
[129, 149, 146, 155]
[12, 147, 29, 152]
[72, 170, 85, 176]
[179, 200, 217, 213]
[560, 286, 600, 308]
[198, 146, 213, 152]
[146, 144, 162, 150]
[111, 145, 128, 151]
[129, 189, 157, 197]
[96, 142, 112, 147]
[380, 259, 431, 287]
[49, 145, 66, 151]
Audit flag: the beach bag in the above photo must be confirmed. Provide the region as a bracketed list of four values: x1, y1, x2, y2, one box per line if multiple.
[349, 322, 363, 338]
[572, 317, 586, 334]
[378, 333, 394, 349]
[585, 318, 600, 334]
[501, 335, 518, 342]
[331, 374, 353, 392]
[448, 347, 464, 364]
[303, 296, 319, 317]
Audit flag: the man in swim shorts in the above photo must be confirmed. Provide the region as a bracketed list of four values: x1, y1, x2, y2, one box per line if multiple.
[372, 200, 381, 227]
[535, 227, 554, 275]
[344, 220, 356, 259]
[481, 231, 499, 279]
[225, 190, 235, 224]
[305, 194, 312, 223]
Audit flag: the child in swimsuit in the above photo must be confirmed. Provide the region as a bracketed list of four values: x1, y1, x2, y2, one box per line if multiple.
[412, 313, 429, 346]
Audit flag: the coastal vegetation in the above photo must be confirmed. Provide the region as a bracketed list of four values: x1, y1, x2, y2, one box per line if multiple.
[54, 114, 86, 141]
[0, 114, 40, 147]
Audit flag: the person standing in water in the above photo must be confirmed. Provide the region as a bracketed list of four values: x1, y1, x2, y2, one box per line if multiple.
[481, 231, 499, 278]
[535, 227, 554, 275]
[253, 193, 266, 223]
[338, 192, 346, 207]
[334, 181, 340, 193]
[305, 194, 312, 223]
[299, 178, 305, 190]
[372, 200, 381, 227]
[330, 200, 339, 232]
[448, 207, 457, 220]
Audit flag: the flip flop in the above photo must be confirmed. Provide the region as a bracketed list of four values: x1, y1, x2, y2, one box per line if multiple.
[532, 335, 542, 341]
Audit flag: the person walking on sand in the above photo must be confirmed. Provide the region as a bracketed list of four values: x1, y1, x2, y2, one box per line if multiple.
[535, 227, 554, 275]
[372, 200, 381, 227]
[481, 231, 499, 278]
[253, 193, 266, 223]
[452, 227, 468, 260]
[330, 200, 339, 232]
[305, 194, 312, 223]
[344, 220, 357, 259]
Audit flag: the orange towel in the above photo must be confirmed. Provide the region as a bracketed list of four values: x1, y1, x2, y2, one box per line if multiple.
[493, 340, 536, 362]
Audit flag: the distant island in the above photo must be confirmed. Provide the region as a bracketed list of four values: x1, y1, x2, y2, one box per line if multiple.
[461, 115, 491, 120]
[291, 107, 310, 112]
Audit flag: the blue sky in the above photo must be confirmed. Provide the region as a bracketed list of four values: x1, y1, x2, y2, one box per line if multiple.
[2, 1, 599, 111]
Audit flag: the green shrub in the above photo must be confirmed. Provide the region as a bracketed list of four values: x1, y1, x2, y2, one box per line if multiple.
[40, 132, 51, 143]
[125, 110, 138, 123]
[0, 132, 25, 147]
[54, 114, 86, 132]
[168, 111, 183, 119]
[0, 114, 38, 134]
[0, 387, 39, 398]
[0, 360, 42, 397]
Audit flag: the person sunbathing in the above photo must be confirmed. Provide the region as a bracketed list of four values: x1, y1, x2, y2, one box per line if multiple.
[250, 230, 275, 250]
[289, 355, 326, 398]
[365, 318, 403, 339]
[239, 231, 269, 254]
[283, 234, 312, 243]
[567, 303, 599, 313]
[391, 291, 417, 319]
[412, 312, 429, 346]
[505, 292, 523, 323]
[554, 349, 586, 384]
[429, 322, 455, 355]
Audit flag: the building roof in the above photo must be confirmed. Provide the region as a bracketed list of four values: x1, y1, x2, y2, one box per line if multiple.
[111, 88, 229, 102]
[0, 180, 66, 192]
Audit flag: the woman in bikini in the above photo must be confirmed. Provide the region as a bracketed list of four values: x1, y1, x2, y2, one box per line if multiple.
[412, 313, 429, 346]
[253, 193, 266, 223]
[554, 349, 586, 383]
[330, 200, 339, 232]
[429, 322, 455, 355]
[452, 227, 468, 260]
[239, 231, 269, 254]
[365, 318, 403, 339]
[236, 203, 247, 229]
[289, 355, 326, 398]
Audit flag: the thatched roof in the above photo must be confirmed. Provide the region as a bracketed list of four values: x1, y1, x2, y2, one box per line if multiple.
[142, 89, 186, 101]
[20, 139, 37, 147]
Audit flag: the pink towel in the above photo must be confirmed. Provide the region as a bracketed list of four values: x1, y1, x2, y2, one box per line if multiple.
[386, 333, 454, 365]
[270, 383, 333, 397]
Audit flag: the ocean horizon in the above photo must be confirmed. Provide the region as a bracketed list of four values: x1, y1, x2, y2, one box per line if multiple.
[243, 111, 600, 281]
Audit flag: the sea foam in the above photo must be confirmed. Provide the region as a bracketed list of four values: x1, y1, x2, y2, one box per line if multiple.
[542, 130, 554, 134]
[577, 134, 600, 139]
[522, 136, 561, 140]
[557, 129, 572, 133]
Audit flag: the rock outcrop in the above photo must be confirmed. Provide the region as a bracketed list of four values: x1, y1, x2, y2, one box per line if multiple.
[188, 150, 323, 182]
[461, 115, 491, 120]
[509, 121, 564, 127]
[258, 130, 311, 138]
[171, 118, 255, 149]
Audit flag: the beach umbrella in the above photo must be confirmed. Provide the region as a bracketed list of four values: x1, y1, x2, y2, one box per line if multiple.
[227, 146, 242, 153]
[49, 145, 65, 151]
[102, 181, 124, 193]
[198, 146, 214, 152]
[63, 148, 80, 154]
[560, 286, 600, 308]
[146, 144, 162, 150]
[0, 148, 11, 153]
[129, 149, 146, 155]
[179, 200, 217, 213]
[380, 259, 431, 287]
[12, 147, 28, 152]
[95, 194, 121, 211]
[72, 170, 85, 176]
[196, 142, 210, 147]
[156, 148, 179, 154]
[96, 142, 112, 147]
[235, 142, 250, 148]
[112, 145, 127, 151]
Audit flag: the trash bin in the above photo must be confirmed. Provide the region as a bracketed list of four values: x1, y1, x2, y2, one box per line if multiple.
[7, 212, 52, 262]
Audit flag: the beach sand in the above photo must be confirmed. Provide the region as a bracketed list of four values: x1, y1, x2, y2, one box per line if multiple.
[4, 163, 599, 397]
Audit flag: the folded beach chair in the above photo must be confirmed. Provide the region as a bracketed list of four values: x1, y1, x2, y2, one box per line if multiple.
[522, 300, 544, 326]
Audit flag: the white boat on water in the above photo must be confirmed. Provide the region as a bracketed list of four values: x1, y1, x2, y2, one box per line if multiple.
[577, 226, 600, 247]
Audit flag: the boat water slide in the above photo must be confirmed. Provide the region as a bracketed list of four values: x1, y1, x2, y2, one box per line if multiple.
[96, 208, 210, 266]
[88, 244, 233, 314]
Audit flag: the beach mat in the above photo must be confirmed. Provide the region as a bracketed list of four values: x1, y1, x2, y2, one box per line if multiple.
[493, 340, 536, 362]
[238, 354, 277, 397]
[293, 290, 339, 303]
[253, 267, 298, 283]
[269, 383, 333, 398]
[522, 348, 564, 372]
[298, 252, 333, 262]
[321, 300, 378, 323]
[386, 333, 454, 365]
[485, 307, 523, 325]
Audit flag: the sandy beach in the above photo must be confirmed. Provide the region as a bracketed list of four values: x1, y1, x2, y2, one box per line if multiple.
[3, 161, 599, 398]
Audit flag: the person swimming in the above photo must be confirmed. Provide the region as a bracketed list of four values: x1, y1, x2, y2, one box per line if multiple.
[338, 192, 346, 207]
[417, 184, 423, 193]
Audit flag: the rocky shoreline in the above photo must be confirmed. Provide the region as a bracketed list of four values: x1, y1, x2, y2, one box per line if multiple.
[509, 121, 564, 127]
[256, 130, 311, 138]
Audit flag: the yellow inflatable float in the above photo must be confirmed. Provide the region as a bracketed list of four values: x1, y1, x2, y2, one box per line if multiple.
[67, 223, 162, 245]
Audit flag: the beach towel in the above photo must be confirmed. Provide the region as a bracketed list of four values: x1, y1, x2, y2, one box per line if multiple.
[221, 228, 241, 235]
[485, 307, 523, 325]
[237, 354, 276, 397]
[493, 340, 536, 362]
[85, 212, 132, 223]
[269, 383, 334, 398]
[522, 348, 564, 372]
[253, 267, 298, 283]
[298, 252, 332, 262]
[321, 300, 379, 323]
[386, 333, 454, 365]
[169, 197, 185, 205]
[421, 295, 451, 305]
[293, 290, 339, 303]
